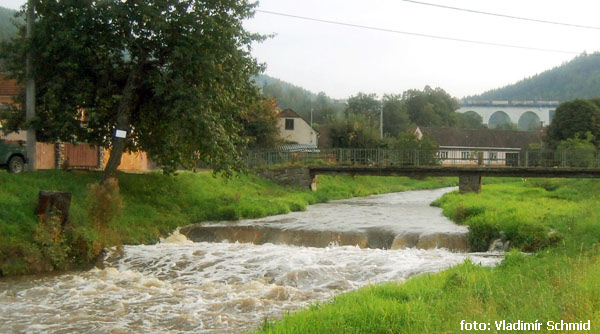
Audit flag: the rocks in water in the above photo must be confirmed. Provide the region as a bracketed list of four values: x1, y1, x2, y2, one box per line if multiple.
[488, 238, 510, 252]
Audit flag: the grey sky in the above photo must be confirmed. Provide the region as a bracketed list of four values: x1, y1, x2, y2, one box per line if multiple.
[4, 0, 600, 99]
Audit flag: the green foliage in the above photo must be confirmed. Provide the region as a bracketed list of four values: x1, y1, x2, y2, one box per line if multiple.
[546, 99, 600, 148]
[403, 86, 459, 127]
[0, 170, 456, 276]
[1, 0, 263, 176]
[328, 113, 382, 148]
[455, 111, 485, 129]
[470, 52, 600, 101]
[241, 96, 282, 149]
[556, 132, 597, 167]
[382, 94, 411, 136]
[490, 121, 519, 130]
[33, 210, 70, 270]
[345, 92, 382, 126]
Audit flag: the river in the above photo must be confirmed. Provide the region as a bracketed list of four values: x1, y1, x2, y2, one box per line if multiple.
[0, 187, 503, 333]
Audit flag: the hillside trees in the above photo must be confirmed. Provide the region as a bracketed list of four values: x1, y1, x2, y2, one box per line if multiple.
[469, 53, 600, 101]
[1, 0, 263, 180]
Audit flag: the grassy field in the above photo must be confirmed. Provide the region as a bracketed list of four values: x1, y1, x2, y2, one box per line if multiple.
[0, 169, 457, 276]
[258, 179, 600, 333]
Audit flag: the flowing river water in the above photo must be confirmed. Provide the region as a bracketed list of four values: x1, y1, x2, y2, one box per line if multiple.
[0, 187, 503, 333]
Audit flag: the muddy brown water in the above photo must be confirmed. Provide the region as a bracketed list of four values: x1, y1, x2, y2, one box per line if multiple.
[0, 187, 503, 333]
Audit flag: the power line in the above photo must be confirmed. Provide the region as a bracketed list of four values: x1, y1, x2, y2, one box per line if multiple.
[255, 10, 580, 55]
[399, 0, 600, 31]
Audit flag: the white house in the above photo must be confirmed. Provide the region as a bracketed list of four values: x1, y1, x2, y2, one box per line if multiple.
[277, 108, 318, 147]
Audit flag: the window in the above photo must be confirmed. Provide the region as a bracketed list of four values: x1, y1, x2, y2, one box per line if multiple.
[285, 118, 294, 130]
[489, 152, 498, 160]
[461, 151, 471, 160]
[439, 151, 448, 159]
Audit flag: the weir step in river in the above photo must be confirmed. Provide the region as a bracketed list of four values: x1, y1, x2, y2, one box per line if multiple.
[181, 187, 470, 252]
[181, 225, 469, 251]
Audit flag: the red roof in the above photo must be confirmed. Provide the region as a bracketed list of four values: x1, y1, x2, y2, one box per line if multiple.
[279, 108, 302, 118]
[0, 74, 20, 97]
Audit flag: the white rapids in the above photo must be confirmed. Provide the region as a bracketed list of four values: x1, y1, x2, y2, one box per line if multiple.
[0, 188, 504, 333]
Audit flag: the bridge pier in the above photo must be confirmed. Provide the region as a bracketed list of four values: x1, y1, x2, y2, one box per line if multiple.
[258, 167, 317, 191]
[459, 174, 482, 194]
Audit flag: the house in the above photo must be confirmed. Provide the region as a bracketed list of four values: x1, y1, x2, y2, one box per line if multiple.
[0, 74, 26, 142]
[0, 73, 150, 171]
[417, 127, 542, 166]
[277, 108, 318, 148]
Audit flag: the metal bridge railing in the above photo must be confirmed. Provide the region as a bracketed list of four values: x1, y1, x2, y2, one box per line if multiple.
[245, 148, 600, 169]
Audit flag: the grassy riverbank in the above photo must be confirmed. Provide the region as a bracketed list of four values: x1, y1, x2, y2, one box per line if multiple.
[258, 179, 600, 333]
[0, 170, 456, 276]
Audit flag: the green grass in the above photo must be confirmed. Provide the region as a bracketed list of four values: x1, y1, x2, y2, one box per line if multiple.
[258, 179, 600, 333]
[0, 169, 457, 276]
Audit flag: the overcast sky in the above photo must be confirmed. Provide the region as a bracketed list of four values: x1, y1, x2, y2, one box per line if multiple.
[4, 0, 600, 99]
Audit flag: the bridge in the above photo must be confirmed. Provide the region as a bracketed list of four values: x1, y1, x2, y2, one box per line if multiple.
[457, 101, 559, 129]
[247, 148, 600, 193]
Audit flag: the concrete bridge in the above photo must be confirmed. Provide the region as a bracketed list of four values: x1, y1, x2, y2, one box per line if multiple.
[457, 101, 559, 129]
[249, 148, 600, 194]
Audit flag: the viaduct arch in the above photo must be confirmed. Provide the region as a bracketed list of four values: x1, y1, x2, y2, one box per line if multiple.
[457, 103, 557, 129]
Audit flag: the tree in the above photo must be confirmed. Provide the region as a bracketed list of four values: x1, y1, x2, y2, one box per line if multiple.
[345, 92, 381, 126]
[382, 94, 410, 137]
[402, 86, 459, 127]
[328, 114, 381, 148]
[1, 0, 263, 180]
[241, 96, 281, 149]
[546, 99, 600, 148]
[557, 132, 596, 167]
[492, 122, 519, 131]
[454, 111, 484, 129]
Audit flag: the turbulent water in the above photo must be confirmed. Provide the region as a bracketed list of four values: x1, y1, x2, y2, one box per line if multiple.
[0, 188, 504, 333]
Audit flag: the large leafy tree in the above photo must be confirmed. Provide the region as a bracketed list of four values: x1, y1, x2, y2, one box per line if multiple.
[382, 94, 410, 137]
[1, 0, 263, 179]
[241, 96, 281, 149]
[402, 86, 459, 127]
[345, 92, 381, 126]
[546, 99, 600, 148]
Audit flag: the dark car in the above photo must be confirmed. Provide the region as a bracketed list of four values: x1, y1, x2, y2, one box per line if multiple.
[0, 139, 28, 173]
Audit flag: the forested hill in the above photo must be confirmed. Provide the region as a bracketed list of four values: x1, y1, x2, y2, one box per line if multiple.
[0, 7, 20, 43]
[254, 74, 345, 122]
[467, 53, 600, 102]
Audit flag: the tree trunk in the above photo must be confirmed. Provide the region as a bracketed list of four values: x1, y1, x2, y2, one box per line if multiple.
[101, 68, 138, 184]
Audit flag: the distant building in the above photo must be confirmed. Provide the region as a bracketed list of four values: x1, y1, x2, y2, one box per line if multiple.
[417, 127, 542, 166]
[0, 73, 150, 171]
[277, 108, 318, 147]
[0, 74, 26, 142]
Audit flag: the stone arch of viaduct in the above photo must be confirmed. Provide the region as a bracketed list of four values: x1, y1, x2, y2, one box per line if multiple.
[456, 106, 555, 129]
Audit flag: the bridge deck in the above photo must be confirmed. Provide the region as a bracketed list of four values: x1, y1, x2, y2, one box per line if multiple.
[309, 166, 600, 178]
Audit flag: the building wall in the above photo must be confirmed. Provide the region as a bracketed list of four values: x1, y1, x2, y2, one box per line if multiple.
[278, 118, 318, 146]
[437, 148, 519, 166]
[36, 142, 55, 169]
[103, 149, 149, 171]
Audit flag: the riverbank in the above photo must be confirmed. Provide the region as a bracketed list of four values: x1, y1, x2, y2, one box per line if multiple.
[0, 170, 457, 276]
[258, 179, 600, 333]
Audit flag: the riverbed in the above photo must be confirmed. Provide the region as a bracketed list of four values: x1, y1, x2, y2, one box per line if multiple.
[0, 188, 503, 333]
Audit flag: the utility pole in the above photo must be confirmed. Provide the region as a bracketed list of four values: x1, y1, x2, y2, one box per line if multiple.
[25, 0, 36, 171]
[310, 108, 313, 127]
[379, 97, 383, 139]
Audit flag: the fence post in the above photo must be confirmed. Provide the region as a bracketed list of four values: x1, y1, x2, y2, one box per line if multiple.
[525, 151, 529, 168]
